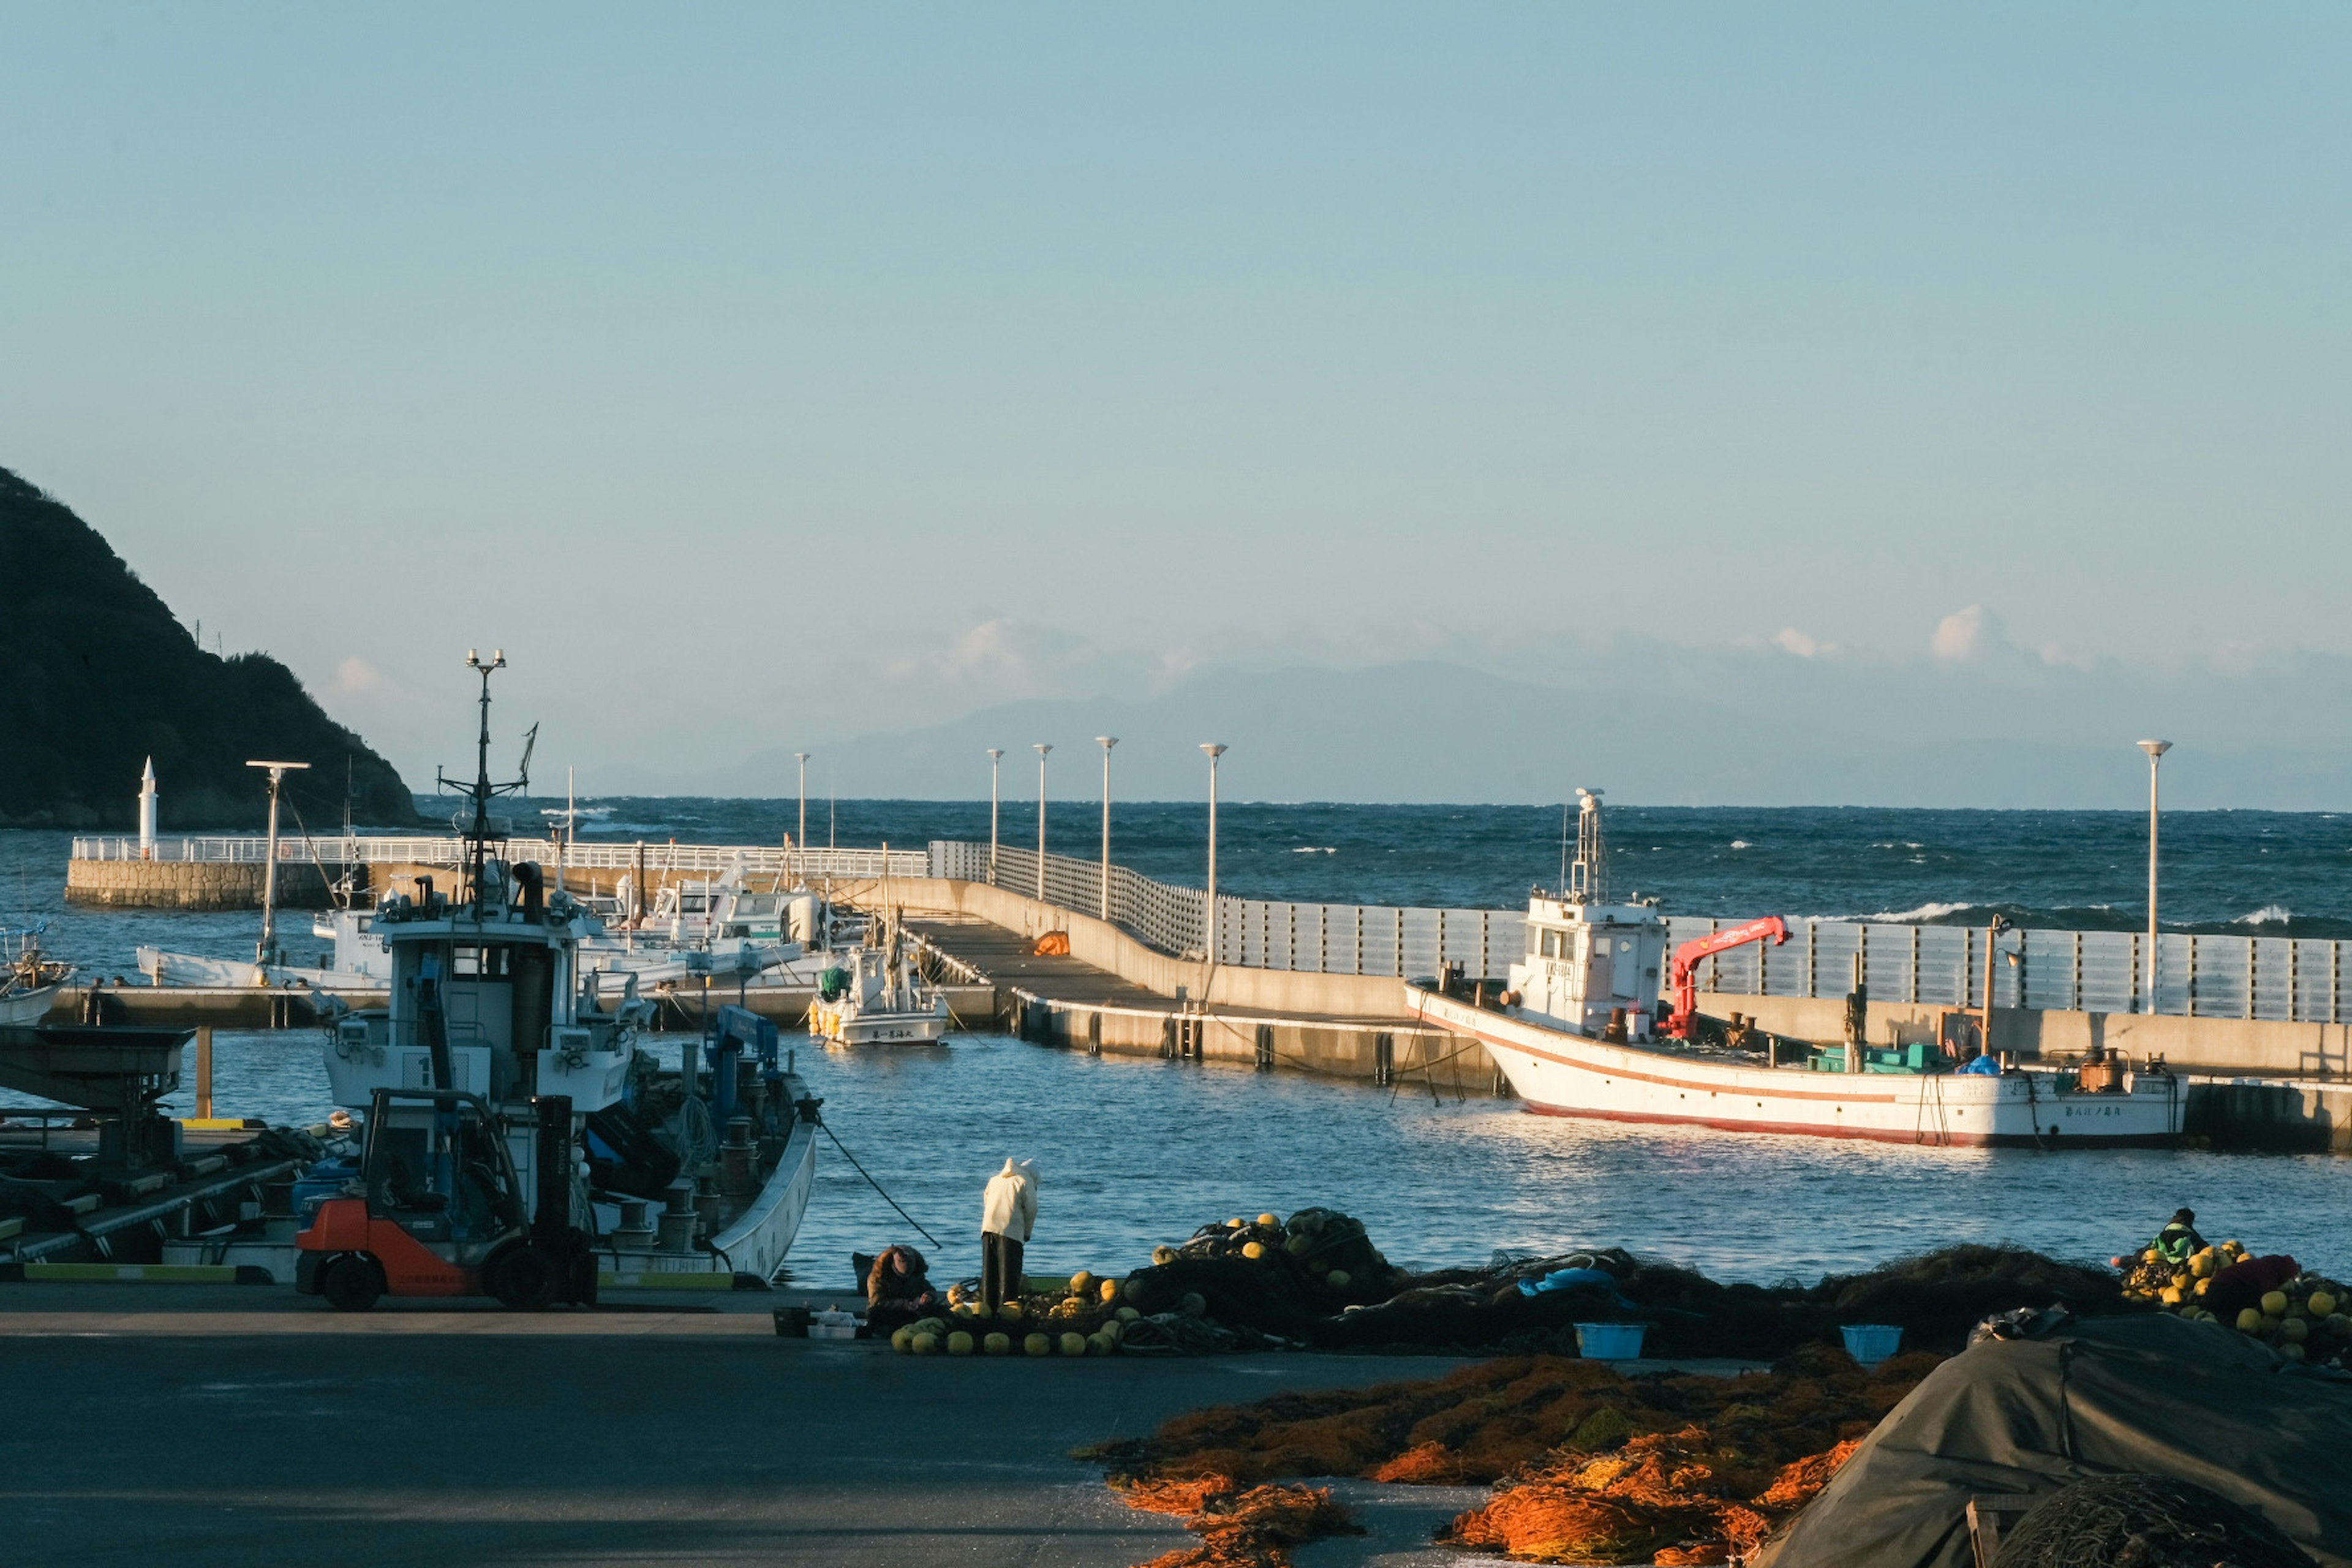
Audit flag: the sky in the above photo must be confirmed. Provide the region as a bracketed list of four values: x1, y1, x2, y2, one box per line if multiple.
[4, 5, 2349, 805]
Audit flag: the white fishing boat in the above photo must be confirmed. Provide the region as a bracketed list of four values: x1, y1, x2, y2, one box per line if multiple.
[0, 925, 73, 1027]
[1409, 791, 2182, 1148]
[167, 658, 820, 1295]
[807, 916, 950, 1045]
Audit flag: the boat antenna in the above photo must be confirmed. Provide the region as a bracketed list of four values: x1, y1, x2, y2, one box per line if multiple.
[436, 649, 533, 903]
[1558, 798, 1572, 899]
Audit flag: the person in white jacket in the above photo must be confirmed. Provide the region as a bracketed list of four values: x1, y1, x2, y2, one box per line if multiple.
[980, 1158, 1038, 1310]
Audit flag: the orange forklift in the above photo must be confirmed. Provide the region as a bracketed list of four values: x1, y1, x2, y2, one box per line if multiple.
[295, 1087, 597, 1311]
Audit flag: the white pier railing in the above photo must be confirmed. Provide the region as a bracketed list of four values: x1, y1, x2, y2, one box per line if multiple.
[70, 835, 928, 881]
[926, 839, 2352, 1027]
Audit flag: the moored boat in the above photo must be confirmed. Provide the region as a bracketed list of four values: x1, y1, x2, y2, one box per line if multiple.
[1410, 791, 2182, 1148]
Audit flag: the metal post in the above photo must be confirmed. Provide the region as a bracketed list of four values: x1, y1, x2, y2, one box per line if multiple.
[246, 760, 309, 967]
[1033, 744, 1052, 902]
[986, 749, 1003, 886]
[1200, 744, 1226, 963]
[1096, 736, 1118, 921]
[794, 753, 809, 879]
[195, 1025, 213, 1119]
[2139, 739, 2171, 1012]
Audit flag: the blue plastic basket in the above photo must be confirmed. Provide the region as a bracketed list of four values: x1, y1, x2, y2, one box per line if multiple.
[1841, 1323, 1902, 1366]
[1575, 1322, 1648, 1360]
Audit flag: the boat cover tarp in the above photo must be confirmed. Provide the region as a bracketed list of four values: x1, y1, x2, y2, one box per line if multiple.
[1754, 1313, 2352, 1568]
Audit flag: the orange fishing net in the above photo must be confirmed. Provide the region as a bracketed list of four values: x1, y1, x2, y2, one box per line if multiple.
[1093, 1346, 1939, 1565]
[1126, 1480, 1361, 1568]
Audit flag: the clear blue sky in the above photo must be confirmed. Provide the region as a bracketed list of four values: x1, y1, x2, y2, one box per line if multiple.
[4, 5, 2348, 799]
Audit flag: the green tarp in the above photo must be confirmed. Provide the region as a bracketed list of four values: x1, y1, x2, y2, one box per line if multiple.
[1755, 1314, 2352, 1568]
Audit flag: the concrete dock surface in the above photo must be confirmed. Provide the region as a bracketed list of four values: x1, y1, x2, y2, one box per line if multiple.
[1, 1284, 1480, 1568]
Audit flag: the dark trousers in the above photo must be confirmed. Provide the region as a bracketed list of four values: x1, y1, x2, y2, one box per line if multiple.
[982, 1231, 1025, 1310]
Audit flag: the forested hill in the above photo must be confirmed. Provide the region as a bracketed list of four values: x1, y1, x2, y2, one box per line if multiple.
[0, 467, 417, 829]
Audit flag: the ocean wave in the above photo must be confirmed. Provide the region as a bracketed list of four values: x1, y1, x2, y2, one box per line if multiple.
[1864, 900, 1975, 922]
[1290, 846, 1337, 855]
[1728, 840, 1752, 850]
[2236, 904, 2294, 926]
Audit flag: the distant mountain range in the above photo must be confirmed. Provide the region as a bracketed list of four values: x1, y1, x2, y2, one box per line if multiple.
[0, 467, 416, 829]
[599, 658, 2352, 810]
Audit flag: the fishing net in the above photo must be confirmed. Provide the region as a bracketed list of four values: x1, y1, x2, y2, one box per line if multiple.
[1992, 1472, 2319, 1568]
[1111, 1474, 1362, 1568]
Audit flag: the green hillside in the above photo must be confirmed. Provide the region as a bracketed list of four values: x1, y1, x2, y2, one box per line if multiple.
[0, 466, 417, 829]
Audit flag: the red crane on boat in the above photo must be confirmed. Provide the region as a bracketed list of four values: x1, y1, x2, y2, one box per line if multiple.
[1664, 916, 1791, 1038]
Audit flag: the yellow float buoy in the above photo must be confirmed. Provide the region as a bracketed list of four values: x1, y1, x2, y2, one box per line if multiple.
[1023, 1332, 1052, 1357]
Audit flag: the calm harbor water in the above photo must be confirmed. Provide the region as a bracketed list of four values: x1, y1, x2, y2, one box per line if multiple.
[8, 807, 2350, 1291]
[146, 1025, 2352, 1291]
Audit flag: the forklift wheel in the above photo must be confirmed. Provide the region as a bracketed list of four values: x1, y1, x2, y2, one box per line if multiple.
[319, 1254, 385, 1311]
[487, 1244, 561, 1311]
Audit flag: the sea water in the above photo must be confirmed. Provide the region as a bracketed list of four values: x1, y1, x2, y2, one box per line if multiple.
[6, 807, 2350, 1289]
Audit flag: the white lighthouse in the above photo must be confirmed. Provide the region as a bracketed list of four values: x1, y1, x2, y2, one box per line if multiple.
[138, 757, 159, 860]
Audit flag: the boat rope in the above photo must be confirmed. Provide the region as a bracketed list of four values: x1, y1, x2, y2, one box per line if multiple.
[816, 1116, 941, 1248]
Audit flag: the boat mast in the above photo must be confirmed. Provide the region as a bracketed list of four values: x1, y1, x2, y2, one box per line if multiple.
[246, 760, 311, 965]
[438, 649, 532, 907]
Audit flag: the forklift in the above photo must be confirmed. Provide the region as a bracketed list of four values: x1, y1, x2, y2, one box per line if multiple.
[295, 1087, 597, 1311]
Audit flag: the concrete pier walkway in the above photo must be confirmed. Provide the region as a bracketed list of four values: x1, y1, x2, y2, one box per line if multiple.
[0, 1283, 1472, 1568]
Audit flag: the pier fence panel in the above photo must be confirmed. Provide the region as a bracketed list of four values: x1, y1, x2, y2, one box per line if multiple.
[70, 834, 925, 880]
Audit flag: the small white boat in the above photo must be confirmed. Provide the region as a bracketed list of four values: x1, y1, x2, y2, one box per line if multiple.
[0, 925, 73, 1027]
[807, 924, 949, 1046]
[1412, 791, 2182, 1149]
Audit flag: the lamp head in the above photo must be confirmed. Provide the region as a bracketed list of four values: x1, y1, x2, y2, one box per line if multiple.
[1200, 742, 1226, 759]
[2138, 739, 2172, 760]
[1034, 743, 1052, 758]
[1098, 736, 1118, 750]
[987, 748, 1003, 761]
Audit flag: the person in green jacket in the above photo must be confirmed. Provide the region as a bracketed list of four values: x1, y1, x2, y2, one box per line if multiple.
[2154, 1207, 2207, 1265]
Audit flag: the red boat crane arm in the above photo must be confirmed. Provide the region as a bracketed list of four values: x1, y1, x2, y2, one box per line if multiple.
[1665, 916, 1790, 1038]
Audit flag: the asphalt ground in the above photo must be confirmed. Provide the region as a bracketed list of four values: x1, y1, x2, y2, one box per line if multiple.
[0, 1284, 1482, 1568]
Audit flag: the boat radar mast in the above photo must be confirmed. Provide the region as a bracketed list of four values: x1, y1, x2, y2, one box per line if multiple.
[1569, 787, 1607, 906]
[435, 649, 537, 902]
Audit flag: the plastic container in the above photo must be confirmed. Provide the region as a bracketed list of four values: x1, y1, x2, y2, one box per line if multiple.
[809, 1308, 859, 1341]
[1574, 1322, 1648, 1360]
[1841, 1324, 1902, 1366]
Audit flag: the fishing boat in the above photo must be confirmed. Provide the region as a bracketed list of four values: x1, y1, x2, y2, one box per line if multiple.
[1408, 791, 2182, 1148]
[806, 913, 950, 1045]
[0, 925, 73, 1027]
[168, 656, 820, 1288]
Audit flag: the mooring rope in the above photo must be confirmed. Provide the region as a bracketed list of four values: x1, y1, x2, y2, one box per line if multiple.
[816, 1116, 941, 1248]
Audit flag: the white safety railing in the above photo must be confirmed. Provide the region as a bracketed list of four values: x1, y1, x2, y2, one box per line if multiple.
[71, 834, 927, 880]
[928, 839, 2352, 1024]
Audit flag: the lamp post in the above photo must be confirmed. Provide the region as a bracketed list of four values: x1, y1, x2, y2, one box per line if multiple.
[2139, 739, 2171, 1014]
[1033, 744, 1052, 902]
[794, 752, 809, 879]
[1096, 736, 1118, 920]
[987, 748, 1004, 886]
[1200, 744, 1226, 963]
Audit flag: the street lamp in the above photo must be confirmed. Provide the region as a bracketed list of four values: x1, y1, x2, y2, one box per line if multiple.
[1200, 744, 1226, 963]
[986, 749, 1005, 887]
[2138, 739, 2171, 1014]
[1096, 737, 1118, 919]
[1033, 744, 1053, 902]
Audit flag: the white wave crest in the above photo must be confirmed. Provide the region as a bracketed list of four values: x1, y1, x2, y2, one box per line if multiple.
[1866, 901, 1974, 922]
[1728, 840, 1752, 850]
[2236, 904, 2293, 926]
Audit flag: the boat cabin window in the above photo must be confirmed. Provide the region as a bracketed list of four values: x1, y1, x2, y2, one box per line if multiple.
[451, 945, 512, 978]
[1539, 930, 1561, 959]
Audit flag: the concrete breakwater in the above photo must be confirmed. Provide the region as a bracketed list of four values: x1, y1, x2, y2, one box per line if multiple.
[66, 858, 334, 911]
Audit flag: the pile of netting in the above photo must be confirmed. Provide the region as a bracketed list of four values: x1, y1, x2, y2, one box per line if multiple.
[1115, 1477, 1362, 1568]
[1992, 1472, 2320, 1568]
[1097, 1205, 2132, 1358]
[1083, 1343, 1944, 1567]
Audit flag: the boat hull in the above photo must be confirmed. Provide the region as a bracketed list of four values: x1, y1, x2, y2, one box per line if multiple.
[808, 1001, 950, 1045]
[1409, 988, 2181, 1148]
[0, 982, 62, 1027]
